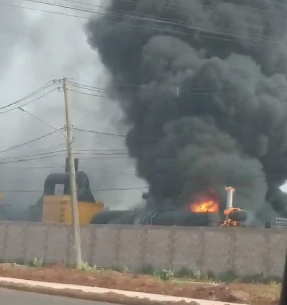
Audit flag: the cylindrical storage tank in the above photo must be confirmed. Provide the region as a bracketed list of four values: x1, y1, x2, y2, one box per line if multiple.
[149, 211, 220, 227]
[90, 210, 131, 224]
[228, 209, 248, 222]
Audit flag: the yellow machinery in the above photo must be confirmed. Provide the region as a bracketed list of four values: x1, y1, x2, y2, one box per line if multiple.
[42, 195, 104, 225]
[31, 167, 105, 225]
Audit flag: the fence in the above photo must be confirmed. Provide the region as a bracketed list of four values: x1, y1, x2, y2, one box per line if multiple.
[0, 221, 286, 277]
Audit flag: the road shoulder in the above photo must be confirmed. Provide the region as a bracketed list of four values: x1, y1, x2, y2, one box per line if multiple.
[0, 277, 247, 305]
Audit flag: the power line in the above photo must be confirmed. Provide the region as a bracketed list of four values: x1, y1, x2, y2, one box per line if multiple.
[0, 87, 58, 114]
[67, 82, 107, 93]
[67, 80, 139, 91]
[20, 0, 279, 44]
[0, 186, 147, 193]
[72, 127, 125, 137]
[0, 164, 137, 175]
[0, 153, 129, 164]
[60, 0, 272, 33]
[0, 1, 90, 18]
[0, 80, 55, 111]
[59, 0, 287, 23]
[68, 89, 111, 99]
[0, 153, 67, 164]
[0, 149, 67, 162]
[68, 79, 287, 95]
[0, 1, 281, 45]
[0, 148, 127, 163]
[0, 129, 63, 155]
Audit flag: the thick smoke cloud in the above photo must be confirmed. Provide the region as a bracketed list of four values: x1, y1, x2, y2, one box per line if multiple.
[85, 0, 287, 220]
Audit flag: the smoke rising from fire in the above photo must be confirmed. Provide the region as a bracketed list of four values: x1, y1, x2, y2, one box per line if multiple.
[85, 0, 287, 220]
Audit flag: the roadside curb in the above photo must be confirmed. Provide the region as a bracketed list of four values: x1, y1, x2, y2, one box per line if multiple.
[0, 277, 247, 305]
[0, 281, 193, 305]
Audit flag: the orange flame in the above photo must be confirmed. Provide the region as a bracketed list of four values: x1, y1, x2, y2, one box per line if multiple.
[189, 189, 220, 214]
[191, 199, 219, 213]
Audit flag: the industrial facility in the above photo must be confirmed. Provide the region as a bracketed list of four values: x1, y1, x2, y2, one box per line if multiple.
[0, 158, 264, 228]
[0, 156, 286, 229]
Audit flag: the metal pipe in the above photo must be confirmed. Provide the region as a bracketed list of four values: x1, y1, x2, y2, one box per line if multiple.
[225, 186, 235, 209]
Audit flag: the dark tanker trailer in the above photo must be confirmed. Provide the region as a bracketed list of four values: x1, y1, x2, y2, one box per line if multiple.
[90, 209, 221, 226]
[90, 186, 250, 227]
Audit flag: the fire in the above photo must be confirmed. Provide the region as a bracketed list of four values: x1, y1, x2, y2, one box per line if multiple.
[189, 189, 220, 213]
[191, 199, 219, 213]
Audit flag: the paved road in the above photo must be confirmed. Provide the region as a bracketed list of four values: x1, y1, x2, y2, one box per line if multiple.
[0, 288, 119, 305]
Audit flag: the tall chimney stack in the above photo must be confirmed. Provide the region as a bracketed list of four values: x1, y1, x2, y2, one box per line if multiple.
[225, 186, 235, 209]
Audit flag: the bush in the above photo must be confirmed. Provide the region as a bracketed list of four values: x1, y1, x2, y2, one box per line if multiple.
[32, 257, 43, 268]
[218, 270, 238, 282]
[80, 261, 97, 272]
[139, 264, 154, 275]
[155, 269, 174, 281]
[174, 267, 191, 278]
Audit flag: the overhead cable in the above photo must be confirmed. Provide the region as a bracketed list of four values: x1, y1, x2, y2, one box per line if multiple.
[0, 149, 67, 162]
[68, 89, 111, 99]
[0, 1, 280, 45]
[0, 87, 58, 114]
[0, 153, 129, 165]
[0, 80, 55, 111]
[72, 127, 126, 137]
[0, 129, 63, 155]
[0, 186, 148, 193]
[68, 80, 287, 95]
[20, 0, 279, 44]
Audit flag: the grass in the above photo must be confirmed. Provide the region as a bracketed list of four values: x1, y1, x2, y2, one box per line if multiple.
[1, 259, 282, 305]
[237, 281, 281, 305]
[5, 258, 283, 285]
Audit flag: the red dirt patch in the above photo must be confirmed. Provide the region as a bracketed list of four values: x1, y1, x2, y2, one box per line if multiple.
[0, 264, 280, 305]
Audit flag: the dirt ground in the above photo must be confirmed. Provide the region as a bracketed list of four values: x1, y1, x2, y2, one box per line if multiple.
[0, 264, 280, 305]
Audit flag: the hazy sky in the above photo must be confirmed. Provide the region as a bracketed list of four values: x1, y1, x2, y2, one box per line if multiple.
[0, 1, 147, 212]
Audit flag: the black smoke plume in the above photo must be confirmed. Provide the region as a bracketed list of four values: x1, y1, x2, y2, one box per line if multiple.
[85, 0, 287, 221]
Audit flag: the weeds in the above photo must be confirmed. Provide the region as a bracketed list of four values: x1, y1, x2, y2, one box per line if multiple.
[6, 259, 282, 285]
[123, 266, 130, 273]
[217, 270, 238, 282]
[154, 269, 174, 281]
[139, 264, 154, 275]
[174, 267, 191, 278]
[32, 257, 44, 268]
[80, 261, 97, 272]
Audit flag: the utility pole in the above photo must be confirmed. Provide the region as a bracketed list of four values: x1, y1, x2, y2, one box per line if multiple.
[62, 77, 82, 268]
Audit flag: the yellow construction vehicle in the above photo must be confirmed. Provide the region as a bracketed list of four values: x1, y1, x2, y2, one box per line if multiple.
[30, 167, 105, 225]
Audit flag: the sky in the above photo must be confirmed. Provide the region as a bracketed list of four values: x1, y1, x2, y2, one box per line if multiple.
[0, 0, 147, 215]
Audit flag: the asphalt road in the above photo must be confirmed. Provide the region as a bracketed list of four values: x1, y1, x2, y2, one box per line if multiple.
[0, 288, 119, 305]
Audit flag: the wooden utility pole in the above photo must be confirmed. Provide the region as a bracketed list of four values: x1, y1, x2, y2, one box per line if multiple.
[63, 77, 82, 268]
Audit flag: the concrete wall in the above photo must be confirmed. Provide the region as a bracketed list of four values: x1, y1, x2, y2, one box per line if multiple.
[0, 221, 286, 277]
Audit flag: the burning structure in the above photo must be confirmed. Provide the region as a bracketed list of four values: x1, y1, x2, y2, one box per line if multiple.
[85, 0, 287, 226]
[91, 186, 248, 227]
